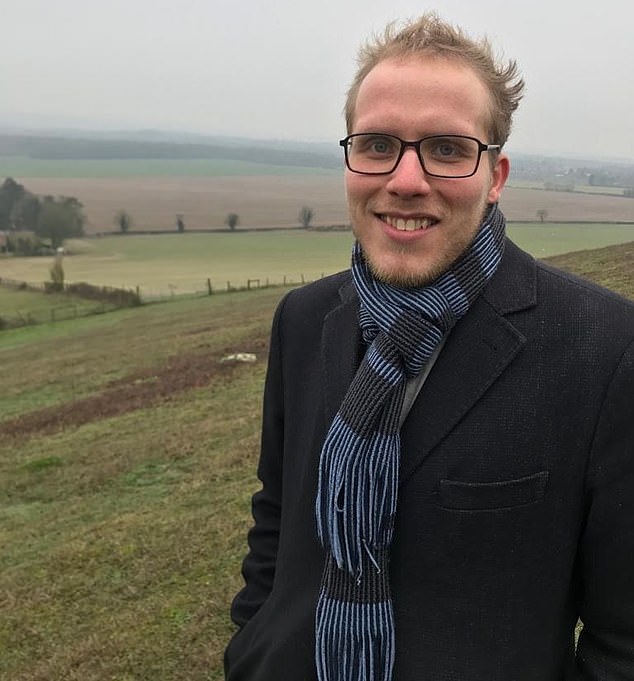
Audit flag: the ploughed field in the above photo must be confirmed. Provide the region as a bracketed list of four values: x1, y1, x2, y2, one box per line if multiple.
[21, 175, 634, 233]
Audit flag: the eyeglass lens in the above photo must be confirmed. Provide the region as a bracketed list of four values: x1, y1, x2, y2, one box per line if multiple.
[345, 134, 484, 177]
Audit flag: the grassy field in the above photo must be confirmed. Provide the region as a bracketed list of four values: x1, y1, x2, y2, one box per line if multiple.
[0, 155, 340, 179]
[2, 225, 633, 298]
[0, 285, 119, 328]
[0, 288, 282, 681]
[1, 241, 632, 680]
[506, 179, 628, 196]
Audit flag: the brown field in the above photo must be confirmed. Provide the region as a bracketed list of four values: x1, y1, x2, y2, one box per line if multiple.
[23, 176, 634, 234]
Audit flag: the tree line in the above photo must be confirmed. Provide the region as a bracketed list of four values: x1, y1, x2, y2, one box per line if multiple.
[0, 177, 85, 253]
[0, 134, 340, 170]
[224, 205, 314, 231]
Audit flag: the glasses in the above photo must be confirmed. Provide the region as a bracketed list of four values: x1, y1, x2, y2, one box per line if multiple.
[339, 133, 501, 178]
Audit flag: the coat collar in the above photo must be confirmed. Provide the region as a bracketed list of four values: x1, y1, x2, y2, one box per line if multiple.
[321, 239, 538, 481]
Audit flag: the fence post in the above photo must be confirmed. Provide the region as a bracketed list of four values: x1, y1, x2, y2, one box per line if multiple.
[207, 278, 213, 295]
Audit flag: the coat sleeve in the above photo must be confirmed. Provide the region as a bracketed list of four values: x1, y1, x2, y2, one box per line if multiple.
[576, 338, 634, 678]
[228, 294, 287, 629]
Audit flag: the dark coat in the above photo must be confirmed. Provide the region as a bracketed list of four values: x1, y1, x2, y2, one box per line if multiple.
[225, 240, 634, 681]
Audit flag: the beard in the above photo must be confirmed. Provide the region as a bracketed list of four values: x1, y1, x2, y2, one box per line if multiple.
[360, 202, 492, 289]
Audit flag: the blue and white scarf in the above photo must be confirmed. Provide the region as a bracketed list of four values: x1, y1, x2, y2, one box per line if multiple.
[315, 204, 506, 681]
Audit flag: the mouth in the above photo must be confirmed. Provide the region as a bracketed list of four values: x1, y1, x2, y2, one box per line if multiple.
[378, 214, 438, 232]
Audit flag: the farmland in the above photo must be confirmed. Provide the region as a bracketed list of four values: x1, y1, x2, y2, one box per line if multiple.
[1, 240, 632, 681]
[15, 176, 634, 233]
[1, 224, 634, 298]
[1, 134, 632, 680]
[0, 151, 630, 232]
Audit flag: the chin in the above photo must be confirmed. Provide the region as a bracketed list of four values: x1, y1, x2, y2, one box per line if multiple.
[364, 254, 447, 289]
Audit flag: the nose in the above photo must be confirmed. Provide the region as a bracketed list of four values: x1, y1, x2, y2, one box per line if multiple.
[385, 147, 431, 197]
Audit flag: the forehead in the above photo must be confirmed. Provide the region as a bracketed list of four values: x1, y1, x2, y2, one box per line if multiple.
[352, 55, 492, 137]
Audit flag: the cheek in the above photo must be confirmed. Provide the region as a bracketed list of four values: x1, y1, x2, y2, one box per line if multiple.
[445, 175, 493, 208]
[344, 174, 363, 205]
[345, 172, 381, 209]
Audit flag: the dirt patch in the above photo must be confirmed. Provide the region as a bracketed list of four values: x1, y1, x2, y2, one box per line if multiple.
[0, 344, 266, 440]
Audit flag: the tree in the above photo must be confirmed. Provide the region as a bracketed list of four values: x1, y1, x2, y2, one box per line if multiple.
[225, 213, 239, 231]
[35, 196, 85, 249]
[176, 214, 185, 233]
[49, 254, 65, 292]
[114, 209, 132, 234]
[536, 209, 548, 223]
[12, 194, 41, 231]
[298, 205, 314, 229]
[0, 177, 27, 230]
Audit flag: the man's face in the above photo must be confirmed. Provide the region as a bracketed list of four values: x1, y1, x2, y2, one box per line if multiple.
[345, 56, 509, 287]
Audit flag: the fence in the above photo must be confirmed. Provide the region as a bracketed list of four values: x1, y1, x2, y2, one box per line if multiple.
[0, 302, 113, 330]
[0, 277, 138, 331]
[140, 273, 322, 301]
[0, 273, 323, 329]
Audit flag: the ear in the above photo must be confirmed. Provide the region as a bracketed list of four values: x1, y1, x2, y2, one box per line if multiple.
[487, 153, 510, 204]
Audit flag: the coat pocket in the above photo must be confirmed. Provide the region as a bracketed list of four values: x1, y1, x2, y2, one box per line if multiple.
[436, 470, 549, 511]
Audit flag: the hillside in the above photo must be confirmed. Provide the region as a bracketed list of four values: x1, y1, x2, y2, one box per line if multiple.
[543, 240, 634, 299]
[0, 243, 631, 681]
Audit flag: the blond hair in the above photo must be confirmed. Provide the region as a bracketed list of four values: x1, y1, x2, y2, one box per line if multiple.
[345, 12, 525, 146]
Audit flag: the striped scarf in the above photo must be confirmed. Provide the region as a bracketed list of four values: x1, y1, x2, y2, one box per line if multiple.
[315, 204, 506, 681]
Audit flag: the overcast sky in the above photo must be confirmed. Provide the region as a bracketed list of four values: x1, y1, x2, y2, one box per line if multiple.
[1, 0, 633, 161]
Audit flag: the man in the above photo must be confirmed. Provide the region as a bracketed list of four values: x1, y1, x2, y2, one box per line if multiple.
[225, 13, 634, 681]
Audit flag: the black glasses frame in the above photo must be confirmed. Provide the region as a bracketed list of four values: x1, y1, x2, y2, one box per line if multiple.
[339, 133, 501, 178]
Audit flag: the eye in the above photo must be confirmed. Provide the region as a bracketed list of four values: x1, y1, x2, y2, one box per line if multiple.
[370, 138, 392, 154]
[356, 135, 399, 156]
[424, 136, 474, 163]
[436, 142, 459, 157]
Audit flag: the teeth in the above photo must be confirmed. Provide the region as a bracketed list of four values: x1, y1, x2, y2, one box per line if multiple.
[383, 216, 434, 231]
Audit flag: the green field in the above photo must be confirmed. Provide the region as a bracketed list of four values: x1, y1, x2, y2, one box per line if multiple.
[506, 179, 627, 196]
[1, 225, 633, 298]
[507, 222, 634, 256]
[0, 155, 340, 179]
[1, 231, 356, 297]
[0, 288, 283, 680]
[1, 242, 632, 680]
[0, 285, 118, 328]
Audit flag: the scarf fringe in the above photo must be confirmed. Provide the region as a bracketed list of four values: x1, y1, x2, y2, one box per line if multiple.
[316, 418, 400, 574]
[316, 596, 395, 681]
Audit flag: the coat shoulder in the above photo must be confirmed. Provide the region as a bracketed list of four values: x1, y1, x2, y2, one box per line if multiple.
[535, 257, 634, 317]
[277, 270, 354, 323]
[492, 239, 634, 336]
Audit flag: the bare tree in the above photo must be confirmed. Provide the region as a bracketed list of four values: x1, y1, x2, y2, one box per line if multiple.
[114, 210, 132, 234]
[49, 251, 65, 292]
[225, 213, 239, 231]
[298, 205, 314, 229]
[536, 209, 549, 223]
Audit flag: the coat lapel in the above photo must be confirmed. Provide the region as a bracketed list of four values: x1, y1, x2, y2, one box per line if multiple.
[319, 240, 538, 484]
[399, 239, 537, 484]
